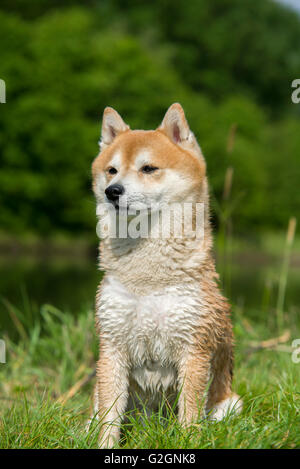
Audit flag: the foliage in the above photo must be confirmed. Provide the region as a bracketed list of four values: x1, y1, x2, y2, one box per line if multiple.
[108, 0, 300, 114]
[0, 1, 300, 236]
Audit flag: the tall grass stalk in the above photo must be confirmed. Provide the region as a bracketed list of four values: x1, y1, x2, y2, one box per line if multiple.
[217, 123, 237, 295]
[276, 217, 297, 331]
[219, 167, 234, 296]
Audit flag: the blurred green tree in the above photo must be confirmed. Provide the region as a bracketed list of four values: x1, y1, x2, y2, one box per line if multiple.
[107, 0, 300, 114]
[0, 2, 299, 237]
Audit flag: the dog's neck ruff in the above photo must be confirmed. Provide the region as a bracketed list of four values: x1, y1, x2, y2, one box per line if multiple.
[99, 224, 213, 295]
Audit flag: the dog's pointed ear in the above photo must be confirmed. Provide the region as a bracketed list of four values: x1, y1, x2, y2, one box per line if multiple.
[100, 107, 129, 149]
[158, 103, 203, 160]
[158, 103, 191, 144]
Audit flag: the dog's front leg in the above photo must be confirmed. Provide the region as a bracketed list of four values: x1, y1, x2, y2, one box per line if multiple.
[95, 345, 129, 448]
[177, 351, 211, 428]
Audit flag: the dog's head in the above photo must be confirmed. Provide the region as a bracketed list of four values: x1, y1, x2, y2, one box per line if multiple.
[92, 103, 206, 212]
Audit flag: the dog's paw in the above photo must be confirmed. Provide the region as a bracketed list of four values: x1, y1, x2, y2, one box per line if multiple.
[98, 433, 118, 449]
[85, 417, 93, 433]
[207, 393, 243, 421]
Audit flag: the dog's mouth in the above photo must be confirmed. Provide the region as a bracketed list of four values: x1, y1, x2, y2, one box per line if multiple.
[108, 201, 131, 214]
[105, 199, 125, 211]
[106, 197, 159, 215]
[114, 203, 155, 218]
[114, 202, 128, 212]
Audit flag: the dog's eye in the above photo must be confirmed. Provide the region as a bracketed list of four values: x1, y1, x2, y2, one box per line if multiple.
[107, 167, 118, 175]
[141, 165, 159, 174]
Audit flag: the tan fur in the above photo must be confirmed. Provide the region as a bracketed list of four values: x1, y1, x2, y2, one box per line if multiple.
[91, 103, 240, 447]
[92, 130, 205, 192]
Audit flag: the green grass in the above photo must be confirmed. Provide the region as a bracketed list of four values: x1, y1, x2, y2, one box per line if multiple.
[0, 299, 299, 449]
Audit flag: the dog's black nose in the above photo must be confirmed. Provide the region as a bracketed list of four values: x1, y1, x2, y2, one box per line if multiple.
[105, 183, 124, 201]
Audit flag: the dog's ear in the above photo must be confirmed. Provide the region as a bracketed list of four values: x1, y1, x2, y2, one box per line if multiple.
[159, 103, 203, 160]
[158, 103, 191, 144]
[100, 107, 129, 149]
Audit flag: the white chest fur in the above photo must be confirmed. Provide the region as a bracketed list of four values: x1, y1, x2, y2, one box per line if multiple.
[97, 275, 204, 391]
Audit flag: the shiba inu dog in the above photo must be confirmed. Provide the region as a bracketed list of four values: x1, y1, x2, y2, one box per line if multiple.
[91, 103, 241, 448]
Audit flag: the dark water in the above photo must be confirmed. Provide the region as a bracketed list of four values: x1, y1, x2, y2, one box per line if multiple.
[0, 248, 299, 340]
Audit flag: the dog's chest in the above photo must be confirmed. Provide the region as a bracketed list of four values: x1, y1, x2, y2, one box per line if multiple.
[98, 275, 202, 365]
